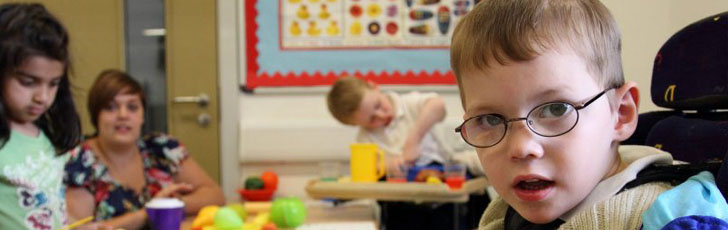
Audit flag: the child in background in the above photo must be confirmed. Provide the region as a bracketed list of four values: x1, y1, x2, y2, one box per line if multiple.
[327, 76, 483, 175]
[451, 0, 725, 229]
[0, 3, 82, 229]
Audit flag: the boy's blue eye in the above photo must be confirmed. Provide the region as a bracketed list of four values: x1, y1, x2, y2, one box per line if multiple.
[476, 114, 503, 128]
[537, 103, 572, 118]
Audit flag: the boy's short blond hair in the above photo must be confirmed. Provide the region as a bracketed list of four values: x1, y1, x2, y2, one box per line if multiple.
[327, 76, 371, 125]
[451, 0, 624, 103]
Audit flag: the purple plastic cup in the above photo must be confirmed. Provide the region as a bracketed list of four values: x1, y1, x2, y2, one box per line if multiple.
[145, 198, 185, 230]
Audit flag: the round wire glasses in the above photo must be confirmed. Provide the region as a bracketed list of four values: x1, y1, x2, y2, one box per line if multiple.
[455, 89, 612, 148]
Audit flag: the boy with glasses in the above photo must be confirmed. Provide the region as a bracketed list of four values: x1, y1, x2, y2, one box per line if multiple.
[450, 0, 725, 229]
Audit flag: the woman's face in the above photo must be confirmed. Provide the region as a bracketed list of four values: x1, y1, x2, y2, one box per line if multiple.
[97, 90, 144, 146]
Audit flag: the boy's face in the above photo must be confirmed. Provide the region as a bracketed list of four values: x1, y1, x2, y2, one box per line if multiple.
[350, 88, 394, 130]
[460, 50, 621, 223]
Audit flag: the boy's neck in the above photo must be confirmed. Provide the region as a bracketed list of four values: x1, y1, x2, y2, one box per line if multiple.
[604, 147, 625, 178]
[9, 120, 40, 137]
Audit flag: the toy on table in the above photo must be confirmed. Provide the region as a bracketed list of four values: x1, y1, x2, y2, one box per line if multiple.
[192, 205, 247, 230]
[239, 171, 278, 201]
[192, 203, 278, 230]
[270, 197, 307, 228]
[408, 165, 468, 189]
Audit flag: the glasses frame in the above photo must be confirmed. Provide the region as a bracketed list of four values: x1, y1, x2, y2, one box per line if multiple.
[455, 88, 613, 148]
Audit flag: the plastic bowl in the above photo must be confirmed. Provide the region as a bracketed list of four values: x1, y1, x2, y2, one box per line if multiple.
[238, 188, 275, 201]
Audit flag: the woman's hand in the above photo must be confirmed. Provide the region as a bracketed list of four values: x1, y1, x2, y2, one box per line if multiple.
[153, 183, 194, 198]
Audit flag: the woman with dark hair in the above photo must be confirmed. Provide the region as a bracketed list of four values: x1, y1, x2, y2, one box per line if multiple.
[65, 69, 224, 229]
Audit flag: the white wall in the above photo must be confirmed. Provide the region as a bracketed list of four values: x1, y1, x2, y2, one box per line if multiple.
[219, 0, 728, 200]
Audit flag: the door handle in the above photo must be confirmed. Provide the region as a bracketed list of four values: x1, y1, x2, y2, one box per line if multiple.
[172, 93, 209, 108]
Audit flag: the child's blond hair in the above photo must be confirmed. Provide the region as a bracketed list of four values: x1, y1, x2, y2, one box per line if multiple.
[327, 76, 372, 125]
[451, 0, 623, 105]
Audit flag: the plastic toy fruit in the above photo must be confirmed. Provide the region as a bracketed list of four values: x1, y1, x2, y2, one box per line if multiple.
[426, 176, 442, 184]
[262, 223, 277, 230]
[226, 203, 247, 220]
[260, 171, 279, 190]
[214, 207, 244, 230]
[192, 205, 219, 229]
[415, 169, 443, 182]
[245, 176, 265, 190]
[270, 197, 307, 228]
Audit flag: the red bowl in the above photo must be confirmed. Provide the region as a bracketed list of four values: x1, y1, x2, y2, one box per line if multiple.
[238, 188, 275, 201]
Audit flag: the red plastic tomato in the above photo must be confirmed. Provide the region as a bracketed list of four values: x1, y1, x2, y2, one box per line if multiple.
[261, 171, 278, 189]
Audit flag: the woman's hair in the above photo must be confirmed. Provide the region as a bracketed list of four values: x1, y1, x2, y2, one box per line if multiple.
[87, 69, 146, 132]
[0, 3, 80, 154]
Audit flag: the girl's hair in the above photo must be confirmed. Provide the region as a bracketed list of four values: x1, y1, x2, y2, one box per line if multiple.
[87, 69, 146, 132]
[0, 3, 81, 154]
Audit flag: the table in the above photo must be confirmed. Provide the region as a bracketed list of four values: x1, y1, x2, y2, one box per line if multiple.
[180, 200, 379, 230]
[305, 177, 490, 230]
[305, 177, 489, 203]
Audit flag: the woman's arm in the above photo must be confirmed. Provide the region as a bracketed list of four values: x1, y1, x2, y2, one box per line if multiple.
[66, 187, 147, 229]
[175, 158, 226, 214]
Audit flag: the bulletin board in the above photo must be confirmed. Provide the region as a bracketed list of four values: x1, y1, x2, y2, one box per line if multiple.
[243, 0, 476, 90]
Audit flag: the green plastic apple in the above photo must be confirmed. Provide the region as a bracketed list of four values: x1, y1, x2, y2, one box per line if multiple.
[226, 203, 247, 220]
[270, 197, 306, 228]
[214, 207, 244, 230]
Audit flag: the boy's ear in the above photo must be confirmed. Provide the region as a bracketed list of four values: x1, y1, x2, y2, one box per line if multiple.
[613, 81, 640, 142]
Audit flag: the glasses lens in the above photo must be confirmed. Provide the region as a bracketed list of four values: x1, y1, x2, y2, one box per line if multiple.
[527, 102, 578, 136]
[461, 114, 506, 147]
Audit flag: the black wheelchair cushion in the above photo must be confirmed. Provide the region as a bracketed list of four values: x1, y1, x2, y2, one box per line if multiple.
[645, 115, 728, 164]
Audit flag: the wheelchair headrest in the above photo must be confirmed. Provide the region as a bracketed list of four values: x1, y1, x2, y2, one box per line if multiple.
[651, 11, 728, 110]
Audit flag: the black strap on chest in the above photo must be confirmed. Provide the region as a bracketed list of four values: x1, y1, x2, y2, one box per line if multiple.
[503, 162, 721, 230]
[621, 161, 721, 192]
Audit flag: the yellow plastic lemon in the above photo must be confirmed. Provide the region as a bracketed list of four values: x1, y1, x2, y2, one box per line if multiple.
[192, 205, 220, 229]
[426, 176, 442, 184]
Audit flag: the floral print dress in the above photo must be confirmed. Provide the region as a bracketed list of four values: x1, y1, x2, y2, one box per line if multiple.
[64, 134, 188, 221]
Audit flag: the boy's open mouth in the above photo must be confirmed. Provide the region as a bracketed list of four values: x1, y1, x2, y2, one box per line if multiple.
[516, 179, 555, 190]
[512, 176, 555, 201]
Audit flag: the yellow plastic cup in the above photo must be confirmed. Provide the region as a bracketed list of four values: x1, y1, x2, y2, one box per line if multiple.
[349, 143, 385, 182]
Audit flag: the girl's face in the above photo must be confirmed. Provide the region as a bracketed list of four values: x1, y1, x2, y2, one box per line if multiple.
[1, 56, 64, 127]
[97, 91, 145, 146]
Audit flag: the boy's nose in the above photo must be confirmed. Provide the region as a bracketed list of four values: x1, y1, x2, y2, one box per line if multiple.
[504, 121, 544, 160]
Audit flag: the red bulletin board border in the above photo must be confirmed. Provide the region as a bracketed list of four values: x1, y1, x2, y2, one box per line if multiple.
[243, 0, 456, 91]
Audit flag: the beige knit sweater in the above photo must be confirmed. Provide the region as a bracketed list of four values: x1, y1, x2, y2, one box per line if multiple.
[478, 182, 672, 230]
